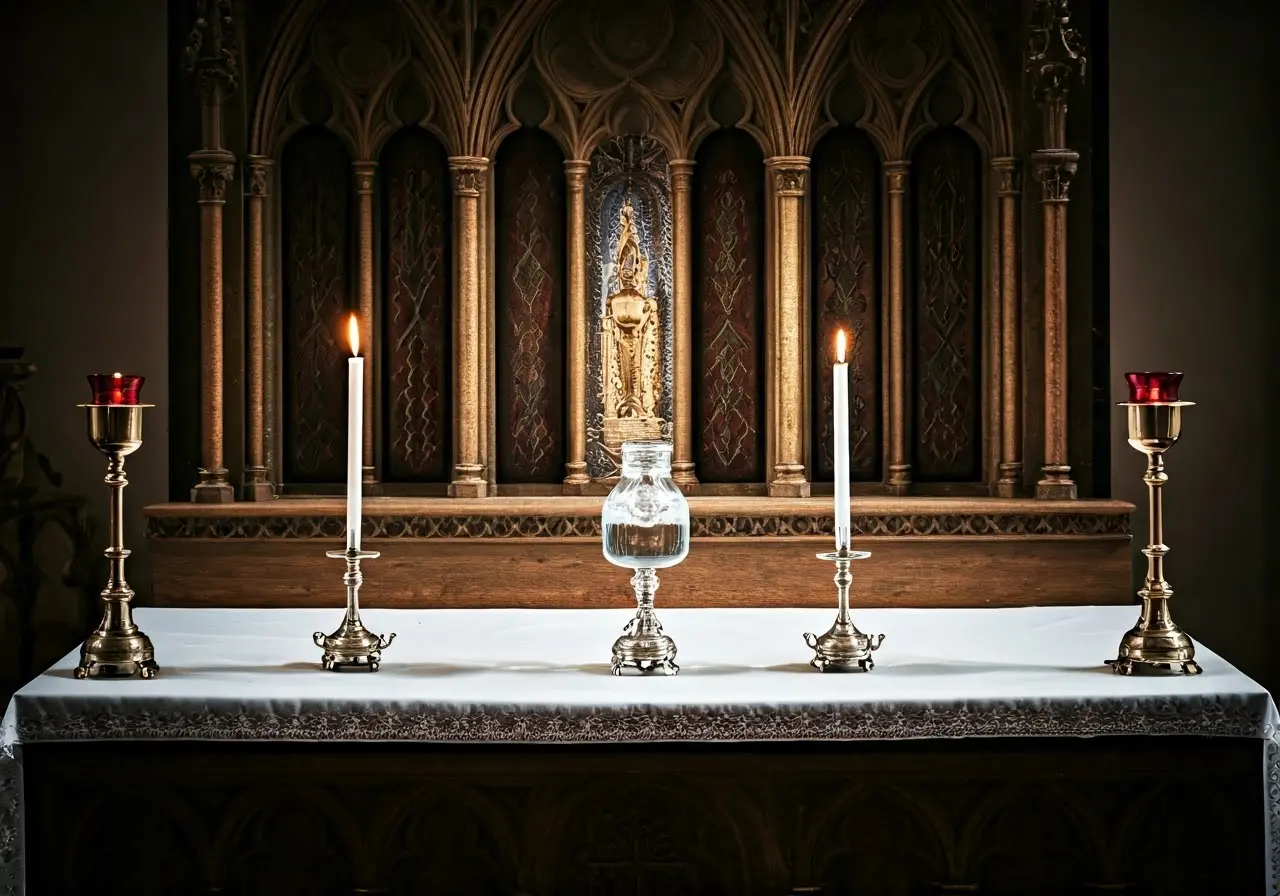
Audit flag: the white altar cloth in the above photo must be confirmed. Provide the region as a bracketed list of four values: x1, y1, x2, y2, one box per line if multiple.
[2, 604, 1277, 893]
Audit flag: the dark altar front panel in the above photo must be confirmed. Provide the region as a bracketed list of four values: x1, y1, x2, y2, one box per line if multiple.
[25, 737, 1260, 895]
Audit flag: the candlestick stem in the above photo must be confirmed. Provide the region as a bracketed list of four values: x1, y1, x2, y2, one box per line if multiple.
[314, 547, 395, 671]
[804, 548, 883, 672]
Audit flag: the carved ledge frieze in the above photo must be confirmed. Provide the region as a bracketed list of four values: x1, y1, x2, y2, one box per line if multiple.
[189, 149, 236, 203]
[183, 0, 239, 104]
[145, 511, 1130, 540]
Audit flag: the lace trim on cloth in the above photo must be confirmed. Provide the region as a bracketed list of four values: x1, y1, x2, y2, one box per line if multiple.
[0, 743, 22, 896]
[1266, 726, 1280, 893]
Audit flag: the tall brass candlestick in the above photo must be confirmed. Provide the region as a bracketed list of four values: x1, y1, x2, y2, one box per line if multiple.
[1107, 371, 1200, 676]
[76, 374, 158, 679]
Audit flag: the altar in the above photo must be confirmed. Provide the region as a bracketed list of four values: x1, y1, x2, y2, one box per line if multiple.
[3, 605, 1274, 894]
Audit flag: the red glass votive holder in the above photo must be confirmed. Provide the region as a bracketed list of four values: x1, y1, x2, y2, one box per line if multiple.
[1123, 371, 1182, 404]
[87, 373, 145, 405]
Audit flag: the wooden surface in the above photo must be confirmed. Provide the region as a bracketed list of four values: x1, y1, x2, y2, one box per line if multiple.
[26, 737, 1261, 895]
[144, 496, 1134, 609]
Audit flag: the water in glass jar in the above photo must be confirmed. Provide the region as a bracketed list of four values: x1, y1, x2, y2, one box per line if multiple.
[603, 520, 689, 569]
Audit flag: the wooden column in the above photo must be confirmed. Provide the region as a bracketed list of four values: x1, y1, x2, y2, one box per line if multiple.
[1028, 0, 1085, 500]
[765, 156, 810, 498]
[353, 161, 379, 489]
[189, 150, 237, 503]
[483, 166, 496, 489]
[243, 155, 273, 500]
[669, 160, 698, 490]
[448, 156, 489, 498]
[562, 160, 591, 493]
[994, 157, 1023, 497]
[884, 161, 911, 496]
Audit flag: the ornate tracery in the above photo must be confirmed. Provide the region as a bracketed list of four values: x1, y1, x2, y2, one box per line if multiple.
[176, 0, 1097, 500]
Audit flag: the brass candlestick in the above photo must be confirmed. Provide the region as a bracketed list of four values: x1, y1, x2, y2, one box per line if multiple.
[76, 395, 159, 679]
[804, 548, 884, 672]
[1107, 371, 1200, 676]
[313, 547, 395, 671]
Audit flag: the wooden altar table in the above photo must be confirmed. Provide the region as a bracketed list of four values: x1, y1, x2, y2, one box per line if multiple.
[2, 605, 1275, 895]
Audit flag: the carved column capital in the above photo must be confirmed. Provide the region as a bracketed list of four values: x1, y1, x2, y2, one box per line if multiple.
[884, 161, 910, 194]
[183, 0, 239, 105]
[1032, 149, 1079, 202]
[992, 157, 1021, 195]
[246, 155, 273, 197]
[189, 149, 236, 203]
[449, 156, 489, 196]
[352, 161, 377, 195]
[669, 159, 695, 191]
[766, 156, 809, 196]
[564, 159, 589, 191]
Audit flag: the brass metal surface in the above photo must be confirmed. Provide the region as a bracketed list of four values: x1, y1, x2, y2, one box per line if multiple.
[1106, 402, 1200, 676]
[804, 549, 884, 672]
[76, 404, 159, 679]
[611, 568, 679, 675]
[314, 547, 396, 671]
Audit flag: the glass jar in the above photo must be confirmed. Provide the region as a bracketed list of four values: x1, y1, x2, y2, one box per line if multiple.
[602, 440, 690, 569]
[601, 440, 688, 675]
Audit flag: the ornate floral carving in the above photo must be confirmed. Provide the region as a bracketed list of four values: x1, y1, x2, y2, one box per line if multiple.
[183, 0, 238, 104]
[450, 159, 487, 196]
[771, 164, 807, 196]
[1026, 0, 1086, 104]
[1033, 151, 1078, 202]
[145, 510, 1132, 540]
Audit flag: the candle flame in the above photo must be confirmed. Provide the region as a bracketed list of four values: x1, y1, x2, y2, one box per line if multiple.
[112, 371, 122, 379]
[348, 313, 359, 357]
[836, 329, 846, 364]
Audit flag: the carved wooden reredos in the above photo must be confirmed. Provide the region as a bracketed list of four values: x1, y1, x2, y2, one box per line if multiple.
[173, 0, 1104, 502]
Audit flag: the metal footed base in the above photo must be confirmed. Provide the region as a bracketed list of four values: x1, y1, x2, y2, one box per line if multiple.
[611, 610, 679, 676]
[75, 629, 159, 679]
[313, 621, 395, 672]
[803, 623, 885, 673]
[1105, 606, 1200, 676]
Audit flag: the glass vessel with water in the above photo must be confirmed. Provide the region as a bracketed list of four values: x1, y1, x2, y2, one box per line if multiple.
[602, 440, 690, 675]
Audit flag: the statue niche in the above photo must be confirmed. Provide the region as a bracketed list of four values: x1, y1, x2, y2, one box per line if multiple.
[601, 199, 664, 451]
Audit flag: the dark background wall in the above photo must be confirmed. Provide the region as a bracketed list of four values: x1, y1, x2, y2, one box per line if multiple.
[0, 1, 1273, 689]
[0, 0, 170, 597]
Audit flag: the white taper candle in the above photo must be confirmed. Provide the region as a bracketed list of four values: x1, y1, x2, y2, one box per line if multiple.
[346, 314, 362, 551]
[834, 329, 851, 550]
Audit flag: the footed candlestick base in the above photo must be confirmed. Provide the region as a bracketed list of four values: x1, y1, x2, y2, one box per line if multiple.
[76, 626, 159, 680]
[315, 548, 395, 671]
[1105, 600, 1201, 676]
[805, 550, 884, 672]
[611, 568, 679, 676]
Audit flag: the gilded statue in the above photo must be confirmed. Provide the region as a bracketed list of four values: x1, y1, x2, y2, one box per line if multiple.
[601, 198, 663, 451]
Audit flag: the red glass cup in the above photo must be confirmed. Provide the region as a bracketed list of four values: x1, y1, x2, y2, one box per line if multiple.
[1123, 371, 1182, 404]
[87, 373, 145, 405]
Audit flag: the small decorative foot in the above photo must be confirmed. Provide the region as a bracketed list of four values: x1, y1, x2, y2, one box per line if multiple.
[74, 662, 94, 680]
[858, 657, 874, 672]
[138, 659, 160, 679]
[611, 659, 623, 676]
[1181, 661, 1202, 675]
[1106, 658, 1135, 676]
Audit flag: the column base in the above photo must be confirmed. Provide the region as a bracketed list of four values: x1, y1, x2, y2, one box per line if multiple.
[995, 462, 1023, 498]
[241, 467, 274, 502]
[885, 464, 912, 496]
[563, 461, 590, 495]
[1036, 465, 1077, 500]
[191, 469, 235, 504]
[361, 466, 384, 497]
[449, 464, 488, 498]
[769, 464, 810, 498]
[672, 461, 699, 494]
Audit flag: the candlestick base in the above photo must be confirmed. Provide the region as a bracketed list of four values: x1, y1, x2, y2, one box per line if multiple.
[75, 625, 159, 680]
[804, 550, 883, 672]
[611, 569, 679, 675]
[1105, 601, 1201, 676]
[315, 548, 395, 671]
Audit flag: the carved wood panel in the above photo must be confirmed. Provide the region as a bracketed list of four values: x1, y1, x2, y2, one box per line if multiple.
[811, 127, 881, 482]
[281, 126, 351, 483]
[27, 739, 1261, 895]
[912, 126, 982, 481]
[495, 128, 566, 483]
[693, 129, 766, 483]
[381, 127, 451, 482]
